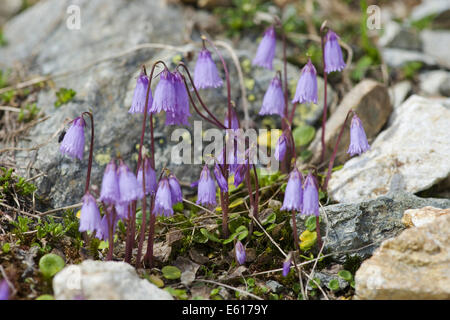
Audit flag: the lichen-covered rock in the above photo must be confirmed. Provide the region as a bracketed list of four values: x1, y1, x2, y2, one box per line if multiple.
[402, 206, 450, 228]
[329, 95, 450, 203]
[295, 192, 450, 263]
[355, 214, 450, 300]
[53, 260, 173, 300]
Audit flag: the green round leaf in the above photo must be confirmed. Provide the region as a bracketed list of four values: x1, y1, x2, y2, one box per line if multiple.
[161, 266, 181, 280]
[36, 294, 54, 300]
[292, 125, 316, 147]
[328, 279, 340, 291]
[338, 270, 353, 282]
[148, 275, 164, 288]
[39, 253, 65, 278]
[200, 228, 222, 243]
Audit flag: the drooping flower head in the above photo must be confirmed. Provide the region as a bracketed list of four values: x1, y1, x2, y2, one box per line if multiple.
[96, 208, 119, 241]
[99, 159, 120, 204]
[193, 48, 223, 89]
[224, 107, 239, 130]
[302, 173, 319, 216]
[153, 178, 173, 217]
[196, 165, 217, 207]
[275, 132, 288, 162]
[235, 241, 246, 265]
[281, 168, 303, 212]
[168, 174, 183, 205]
[252, 26, 276, 70]
[282, 253, 292, 277]
[324, 30, 346, 73]
[118, 161, 144, 204]
[137, 156, 157, 195]
[79, 192, 102, 233]
[233, 159, 249, 188]
[259, 75, 285, 117]
[213, 164, 228, 192]
[150, 69, 176, 113]
[129, 73, 153, 114]
[115, 202, 129, 220]
[0, 280, 9, 300]
[165, 72, 191, 126]
[217, 143, 239, 173]
[60, 116, 85, 160]
[292, 59, 318, 104]
[347, 113, 370, 157]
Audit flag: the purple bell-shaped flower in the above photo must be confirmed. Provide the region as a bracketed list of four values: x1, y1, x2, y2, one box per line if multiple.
[259, 75, 285, 117]
[193, 48, 223, 89]
[60, 116, 86, 160]
[324, 30, 346, 73]
[302, 173, 319, 216]
[235, 241, 246, 265]
[252, 26, 276, 70]
[196, 165, 217, 207]
[129, 73, 153, 114]
[347, 114, 370, 157]
[99, 159, 120, 204]
[153, 178, 174, 217]
[292, 59, 318, 104]
[150, 69, 176, 113]
[79, 192, 102, 233]
[281, 168, 303, 212]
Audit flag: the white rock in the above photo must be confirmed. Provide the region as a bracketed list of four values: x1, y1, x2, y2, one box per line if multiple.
[53, 260, 173, 300]
[355, 214, 450, 300]
[410, 0, 450, 22]
[419, 70, 450, 96]
[402, 206, 450, 228]
[329, 95, 450, 203]
[381, 48, 436, 68]
[421, 30, 450, 69]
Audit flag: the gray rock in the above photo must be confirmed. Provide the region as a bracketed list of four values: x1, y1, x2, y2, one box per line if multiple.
[295, 192, 450, 263]
[266, 280, 284, 293]
[381, 48, 437, 68]
[421, 30, 450, 69]
[328, 95, 450, 203]
[53, 260, 173, 300]
[310, 272, 348, 291]
[308, 79, 391, 165]
[439, 78, 450, 97]
[419, 70, 450, 96]
[378, 21, 422, 51]
[355, 214, 450, 300]
[1, 0, 334, 208]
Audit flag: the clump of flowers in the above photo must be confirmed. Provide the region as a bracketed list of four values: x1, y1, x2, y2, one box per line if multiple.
[56, 17, 369, 283]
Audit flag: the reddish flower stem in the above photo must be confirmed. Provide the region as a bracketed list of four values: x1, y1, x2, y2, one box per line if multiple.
[81, 111, 94, 194]
[107, 206, 117, 261]
[144, 198, 156, 267]
[316, 215, 322, 249]
[291, 210, 300, 251]
[202, 37, 233, 236]
[251, 164, 260, 222]
[176, 63, 226, 129]
[322, 109, 353, 191]
[320, 29, 328, 164]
